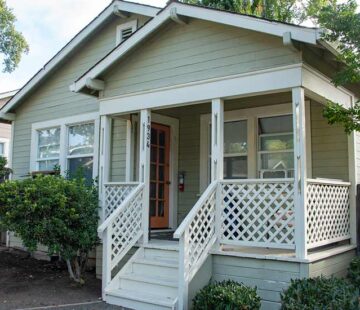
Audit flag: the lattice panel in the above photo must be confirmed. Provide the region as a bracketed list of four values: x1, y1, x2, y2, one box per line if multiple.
[104, 184, 138, 219]
[185, 189, 216, 273]
[307, 182, 350, 248]
[220, 181, 295, 247]
[110, 188, 144, 269]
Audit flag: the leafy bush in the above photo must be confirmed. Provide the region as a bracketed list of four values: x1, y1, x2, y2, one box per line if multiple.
[0, 174, 99, 283]
[0, 156, 12, 182]
[281, 276, 359, 310]
[348, 257, 360, 290]
[193, 280, 261, 310]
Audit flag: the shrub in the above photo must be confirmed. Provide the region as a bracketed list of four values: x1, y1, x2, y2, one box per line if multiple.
[281, 276, 359, 310]
[348, 257, 360, 290]
[192, 280, 261, 310]
[0, 156, 12, 182]
[0, 174, 99, 283]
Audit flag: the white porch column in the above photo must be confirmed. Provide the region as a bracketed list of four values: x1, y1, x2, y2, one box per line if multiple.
[139, 109, 151, 244]
[292, 87, 308, 259]
[348, 130, 357, 246]
[99, 115, 112, 298]
[211, 98, 224, 181]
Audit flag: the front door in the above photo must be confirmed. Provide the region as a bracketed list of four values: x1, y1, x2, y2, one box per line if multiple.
[150, 123, 170, 229]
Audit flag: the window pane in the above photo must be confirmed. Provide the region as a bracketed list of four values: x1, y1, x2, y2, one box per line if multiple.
[260, 153, 294, 170]
[38, 128, 60, 159]
[0, 143, 4, 156]
[260, 134, 293, 151]
[68, 123, 94, 156]
[39, 159, 59, 171]
[258, 115, 292, 134]
[224, 156, 247, 179]
[68, 156, 93, 182]
[224, 121, 247, 154]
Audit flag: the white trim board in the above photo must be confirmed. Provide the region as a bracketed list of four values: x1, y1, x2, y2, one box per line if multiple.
[2, 1, 160, 114]
[99, 64, 303, 115]
[71, 1, 321, 93]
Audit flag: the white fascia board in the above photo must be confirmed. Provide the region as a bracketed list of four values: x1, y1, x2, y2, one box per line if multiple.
[2, 1, 161, 114]
[72, 2, 320, 93]
[302, 64, 354, 108]
[99, 64, 302, 115]
[175, 3, 320, 45]
[0, 90, 18, 100]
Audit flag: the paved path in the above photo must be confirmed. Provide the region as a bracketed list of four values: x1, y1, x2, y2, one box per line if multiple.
[15, 301, 128, 310]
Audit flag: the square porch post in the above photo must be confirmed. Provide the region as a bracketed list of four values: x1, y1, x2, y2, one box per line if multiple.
[211, 98, 224, 181]
[139, 109, 151, 244]
[292, 87, 308, 259]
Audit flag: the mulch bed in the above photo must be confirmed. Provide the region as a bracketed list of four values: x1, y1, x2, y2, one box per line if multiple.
[0, 247, 120, 310]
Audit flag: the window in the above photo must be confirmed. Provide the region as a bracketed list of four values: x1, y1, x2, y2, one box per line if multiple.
[37, 127, 60, 171]
[208, 120, 248, 180]
[67, 123, 95, 182]
[116, 20, 137, 45]
[258, 115, 294, 178]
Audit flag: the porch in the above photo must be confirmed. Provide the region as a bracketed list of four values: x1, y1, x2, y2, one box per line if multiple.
[97, 88, 355, 309]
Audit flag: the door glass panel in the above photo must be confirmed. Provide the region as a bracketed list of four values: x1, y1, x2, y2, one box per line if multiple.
[150, 182, 156, 199]
[159, 148, 165, 164]
[151, 128, 157, 145]
[159, 130, 165, 146]
[158, 183, 164, 199]
[158, 201, 164, 217]
[150, 200, 156, 216]
[158, 165, 164, 181]
[150, 164, 156, 181]
[151, 146, 157, 162]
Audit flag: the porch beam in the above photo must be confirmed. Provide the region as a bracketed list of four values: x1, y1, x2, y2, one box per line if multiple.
[139, 109, 151, 244]
[292, 87, 308, 259]
[211, 99, 224, 181]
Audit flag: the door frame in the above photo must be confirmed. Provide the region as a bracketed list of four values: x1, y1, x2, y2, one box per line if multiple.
[129, 112, 179, 230]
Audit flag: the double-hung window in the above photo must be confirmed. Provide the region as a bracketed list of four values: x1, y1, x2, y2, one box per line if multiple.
[37, 127, 61, 171]
[258, 115, 294, 178]
[0, 143, 5, 157]
[67, 123, 95, 181]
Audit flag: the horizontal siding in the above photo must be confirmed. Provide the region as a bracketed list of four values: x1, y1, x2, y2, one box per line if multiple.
[212, 255, 301, 310]
[12, 15, 150, 179]
[311, 101, 349, 181]
[308, 250, 355, 278]
[110, 118, 128, 182]
[103, 19, 300, 98]
[0, 123, 11, 140]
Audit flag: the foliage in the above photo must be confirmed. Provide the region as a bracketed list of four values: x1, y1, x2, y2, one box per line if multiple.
[281, 276, 359, 310]
[0, 0, 29, 73]
[192, 280, 261, 310]
[181, 0, 329, 23]
[348, 257, 360, 290]
[0, 174, 99, 283]
[316, 0, 360, 133]
[0, 156, 11, 182]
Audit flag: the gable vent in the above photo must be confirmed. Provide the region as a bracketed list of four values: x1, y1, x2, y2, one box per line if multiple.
[116, 20, 138, 45]
[121, 27, 133, 41]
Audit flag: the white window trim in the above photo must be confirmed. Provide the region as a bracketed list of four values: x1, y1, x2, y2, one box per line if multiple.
[31, 112, 100, 177]
[0, 137, 10, 158]
[116, 19, 138, 45]
[200, 102, 312, 191]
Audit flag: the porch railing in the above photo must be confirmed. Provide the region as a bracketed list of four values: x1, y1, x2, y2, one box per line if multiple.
[98, 182, 145, 290]
[306, 179, 351, 249]
[219, 179, 295, 249]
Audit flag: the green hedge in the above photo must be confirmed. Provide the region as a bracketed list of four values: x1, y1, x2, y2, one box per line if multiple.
[193, 280, 261, 310]
[281, 276, 358, 310]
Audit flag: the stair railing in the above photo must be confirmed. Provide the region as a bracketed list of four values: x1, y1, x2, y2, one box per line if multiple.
[174, 180, 218, 310]
[98, 182, 145, 294]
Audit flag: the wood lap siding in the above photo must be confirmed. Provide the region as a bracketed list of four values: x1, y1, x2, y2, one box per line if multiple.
[103, 19, 300, 98]
[110, 118, 128, 182]
[11, 15, 149, 179]
[310, 100, 349, 181]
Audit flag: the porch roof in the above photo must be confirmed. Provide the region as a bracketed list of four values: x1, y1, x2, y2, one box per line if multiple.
[71, 1, 326, 95]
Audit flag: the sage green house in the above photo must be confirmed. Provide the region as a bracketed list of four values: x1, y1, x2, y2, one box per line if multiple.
[1, 1, 360, 309]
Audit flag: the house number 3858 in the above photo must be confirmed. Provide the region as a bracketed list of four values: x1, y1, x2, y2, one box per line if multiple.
[146, 115, 151, 148]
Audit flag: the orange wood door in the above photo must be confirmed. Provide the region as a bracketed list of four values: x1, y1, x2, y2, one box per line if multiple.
[150, 123, 170, 229]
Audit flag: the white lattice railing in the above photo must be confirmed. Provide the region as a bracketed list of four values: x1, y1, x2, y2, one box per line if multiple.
[102, 182, 139, 220]
[306, 179, 351, 249]
[174, 181, 217, 310]
[220, 179, 295, 249]
[98, 183, 145, 289]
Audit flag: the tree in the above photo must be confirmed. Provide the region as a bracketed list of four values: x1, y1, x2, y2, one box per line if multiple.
[181, 0, 329, 24]
[317, 0, 360, 133]
[0, 0, 29, 73]
[0, 175, 99, 283]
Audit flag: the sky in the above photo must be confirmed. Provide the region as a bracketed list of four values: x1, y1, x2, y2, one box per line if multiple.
[0, 0, 168, 93]
[1, 0, 359, 93]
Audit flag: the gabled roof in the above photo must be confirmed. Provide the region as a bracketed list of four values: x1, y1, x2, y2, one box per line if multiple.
[70, 1, 322, 94]
[0, 90, 18, 100]
[2, 0, 161, 114]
